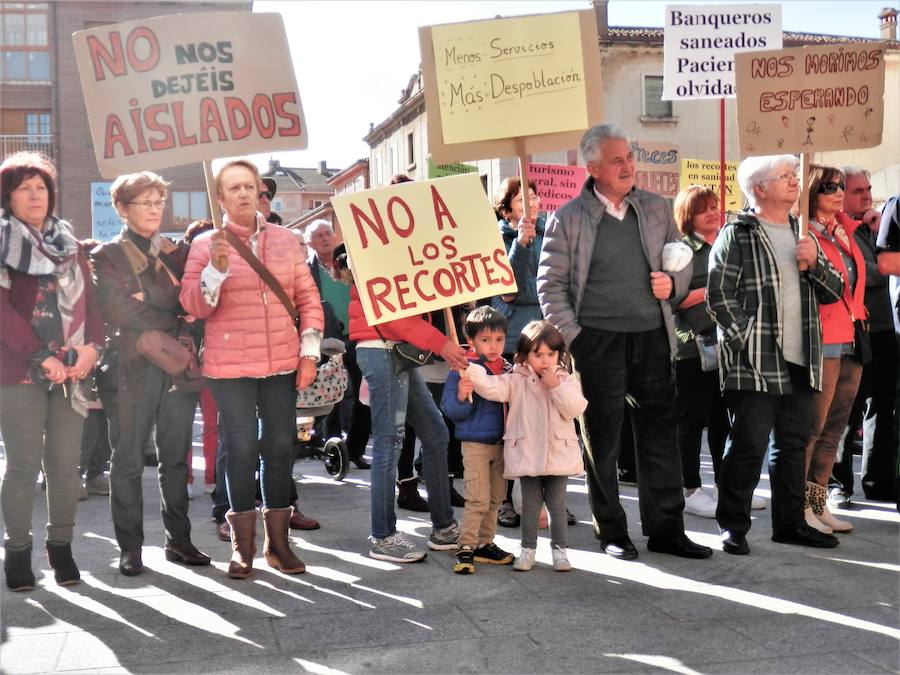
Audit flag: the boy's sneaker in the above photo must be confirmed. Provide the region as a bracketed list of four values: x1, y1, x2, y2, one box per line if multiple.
[453, 546, 475, 574]
[552, 546, 572, 572]
[368, 532, 427, 563]
[428, 521, 460, 550]
[513, 548, 535, 571]
[497, 501, 520, 528]
[473, 542, 514, 565]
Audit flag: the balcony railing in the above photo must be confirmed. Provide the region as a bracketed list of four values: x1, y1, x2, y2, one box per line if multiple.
[0, 135, 54, 160]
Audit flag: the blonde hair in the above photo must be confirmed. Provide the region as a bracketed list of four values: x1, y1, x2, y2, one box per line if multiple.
[214, 159, 260, 196]
[109, 171, 169, 207]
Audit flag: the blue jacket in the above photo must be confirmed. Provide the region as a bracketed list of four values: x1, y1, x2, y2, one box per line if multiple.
[441, 356, 509, 444]
[492, 217, 545, 354]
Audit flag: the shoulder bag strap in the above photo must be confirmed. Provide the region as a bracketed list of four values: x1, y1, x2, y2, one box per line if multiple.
[223, 228, 298, 326]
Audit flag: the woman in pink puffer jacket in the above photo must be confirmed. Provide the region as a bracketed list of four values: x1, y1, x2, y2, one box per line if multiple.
[180, 159, 323, 581]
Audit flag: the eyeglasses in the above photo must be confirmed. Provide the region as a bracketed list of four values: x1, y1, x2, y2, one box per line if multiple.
[818, 181, 845, 195]
[129, 200, 166, 210]
[258, 191, 272, 200]
[765, 171, 799, 184]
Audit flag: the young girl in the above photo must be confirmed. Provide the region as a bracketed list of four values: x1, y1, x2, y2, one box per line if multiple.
[465, 320, 587, 571]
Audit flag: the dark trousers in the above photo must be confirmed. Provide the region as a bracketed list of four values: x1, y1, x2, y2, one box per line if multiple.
[398, 380, 463, 481]
[717, 365, 812, 536]
[209, 374, 296, 512]
[79, 408, 112, 480]
[341, 341, 371, 461]
[676, 357, 730, 488]
[572, 326, 685, 540]
[104, 364, 197, 550]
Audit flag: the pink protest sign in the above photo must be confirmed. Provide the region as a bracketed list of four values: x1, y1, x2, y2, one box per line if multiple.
[527, 163, 587, 214]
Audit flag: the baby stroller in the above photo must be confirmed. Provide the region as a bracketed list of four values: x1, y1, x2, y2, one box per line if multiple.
[295, 337, 351, 481]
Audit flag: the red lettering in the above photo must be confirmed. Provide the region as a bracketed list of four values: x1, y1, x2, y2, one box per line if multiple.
[171, 101, 197, 147]
[387, 196, 414, 238]
[433, 268, 457, 297]
[87, 32, 126, 81]
[394, 274, 415, 311]
[272, 92, 301, 137]
[440, 234, 457, 258]
[128, 106, 148, 153]
[224, 97, 252, 140]
[350, 200, 388, 249]
[492, 248, 515, 286]
[431, 185, 458, 230]
[365, 277, 394, 321]
[479, 253, 500, 285]
[450, 260, 477, 293]
[407, 245, 424, 266]
[143, 104, 175, 151]
[198, 97, 227, 143]
[103, 114, 134, 159]
[413, 269, 436, 301]
[422, 242, 440, 260]
[251, 93, 276, 139]
[125, 26, 159, 73]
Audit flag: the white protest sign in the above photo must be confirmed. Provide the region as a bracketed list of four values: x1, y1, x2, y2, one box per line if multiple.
[72, 12, 308, 178]
[663, 4, 782, 100]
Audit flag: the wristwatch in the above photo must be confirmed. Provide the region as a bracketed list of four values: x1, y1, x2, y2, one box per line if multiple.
[301, 354, 319, 362]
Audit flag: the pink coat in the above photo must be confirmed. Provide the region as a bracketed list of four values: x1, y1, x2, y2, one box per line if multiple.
[466, 363, 587, 479]
[180, 217, 324, 379]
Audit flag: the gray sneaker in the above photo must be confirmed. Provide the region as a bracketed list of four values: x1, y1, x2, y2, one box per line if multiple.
[428, 520, 460, 550]
[85, 473, 110, 496]
[368, 532, 427, 563]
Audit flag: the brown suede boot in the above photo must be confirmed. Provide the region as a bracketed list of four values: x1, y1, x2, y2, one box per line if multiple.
[225, 509, 258, 579]
[263, 507, 306, 574]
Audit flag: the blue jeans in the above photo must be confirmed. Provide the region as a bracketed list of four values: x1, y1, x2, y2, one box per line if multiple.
[357, 347, 453, 539]
[208, 374, 296, 512]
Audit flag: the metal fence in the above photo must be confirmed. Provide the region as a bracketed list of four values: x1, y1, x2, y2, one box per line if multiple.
[0, 135, 54, 160]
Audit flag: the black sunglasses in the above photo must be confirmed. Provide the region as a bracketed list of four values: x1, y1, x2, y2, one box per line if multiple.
[818, 181, 845, 195]
[258, 191, 272, 200]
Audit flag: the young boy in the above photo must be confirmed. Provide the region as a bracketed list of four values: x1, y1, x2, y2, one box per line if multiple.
[441, 306, 514, 574]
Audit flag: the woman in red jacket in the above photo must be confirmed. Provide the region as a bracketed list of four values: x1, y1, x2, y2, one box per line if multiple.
[180, 159, 324, 579]
[804, 165, 867, 535]
[347, 266, 468, 563]
[0, 152, 103, 590]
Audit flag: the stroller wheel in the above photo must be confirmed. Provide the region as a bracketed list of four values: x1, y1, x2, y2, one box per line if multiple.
[323, 438, 350, 481]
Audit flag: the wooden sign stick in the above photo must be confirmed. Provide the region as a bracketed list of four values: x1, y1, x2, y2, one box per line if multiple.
[203, 160, 223, 230]
[516, 137, 533, 244]
[443, 306, 473, 402]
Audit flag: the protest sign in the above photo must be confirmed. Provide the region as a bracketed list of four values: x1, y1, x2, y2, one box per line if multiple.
[331, 173, 516, 325]
[419, 10, 602, 164]
[526, 163, 586, 214]
[663, 4, 782, 100]
[632, 140, 680, 199]
[90, 182, 120, 241]
[427, 159, 478, 179]
[735, 42, 885, 156]
[72, 12, 307, 178]
[679, 158, 741, 212]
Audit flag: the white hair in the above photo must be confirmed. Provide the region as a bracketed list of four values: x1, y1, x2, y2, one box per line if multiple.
[841, 165, 870, 181]
[580, 123, 629, 164]
[737, 154, 799, 209]
[303, 219, 333, 243]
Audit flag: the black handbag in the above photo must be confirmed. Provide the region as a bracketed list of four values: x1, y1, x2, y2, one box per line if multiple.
[373, 325, 433, 373]
[853, 319, 872, 365]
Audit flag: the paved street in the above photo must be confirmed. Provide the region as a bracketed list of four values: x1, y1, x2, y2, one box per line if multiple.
[1, 422, 898, 674]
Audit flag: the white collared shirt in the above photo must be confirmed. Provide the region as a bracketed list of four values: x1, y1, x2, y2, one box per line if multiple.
[593, 186, 630, 221]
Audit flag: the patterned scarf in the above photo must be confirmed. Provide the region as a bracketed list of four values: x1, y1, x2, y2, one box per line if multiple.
[1, 211, 89, 415]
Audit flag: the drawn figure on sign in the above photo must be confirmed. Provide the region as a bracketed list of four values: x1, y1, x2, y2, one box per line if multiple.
[803, 117, 816, 146]
[842, 125, 854, 144]
[864, 107, 874, 118]
[827, 114, 836, 126]
[780, 115, 790, 129]
[777, 138, 784, 149]
[860, 133, 869, 143]
[746, 121, 760, 138]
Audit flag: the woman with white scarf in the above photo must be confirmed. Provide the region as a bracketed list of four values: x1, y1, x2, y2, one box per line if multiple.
[0, 152, 103, 591]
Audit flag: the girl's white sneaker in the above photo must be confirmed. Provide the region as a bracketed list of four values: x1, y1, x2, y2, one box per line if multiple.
[552, 547, 572, 572]
[513, 548, 535, 571]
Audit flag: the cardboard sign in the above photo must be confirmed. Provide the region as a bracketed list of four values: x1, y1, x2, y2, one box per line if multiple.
[632, 139, 680, 198]
[91, 182, 121, 241]
[526, 163, 587, 214]
[735, 42, 885, 156]
[427, 159, 478, 179]
[72, 12, 307, 178]
[663, 4, 782, 100]
[420, 10, 602, 163]
[679, 158, 741, 212]
[331, 174, 516, 325]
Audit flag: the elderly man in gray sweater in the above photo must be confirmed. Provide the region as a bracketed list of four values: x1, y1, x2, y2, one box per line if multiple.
[537, 123, 711, 560]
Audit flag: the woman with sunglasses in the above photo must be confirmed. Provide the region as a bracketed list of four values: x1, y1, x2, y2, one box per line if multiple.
[802, 165, 868, 535]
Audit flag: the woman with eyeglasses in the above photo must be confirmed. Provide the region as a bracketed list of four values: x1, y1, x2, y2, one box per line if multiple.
[1, 152, 104, 590]
[92, 171, 209, 576]
[802, 165, 868, 535]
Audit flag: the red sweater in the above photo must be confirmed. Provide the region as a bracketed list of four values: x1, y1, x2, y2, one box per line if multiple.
[811, 212, 867, 345]
[348, 286, 450, 354]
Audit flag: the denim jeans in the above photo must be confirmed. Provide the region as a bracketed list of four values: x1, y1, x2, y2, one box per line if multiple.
[718, 365, 813, 536]
[208, 374, 296, 512]
[357, 347, 453, 539]
[572, 327, 685, 540]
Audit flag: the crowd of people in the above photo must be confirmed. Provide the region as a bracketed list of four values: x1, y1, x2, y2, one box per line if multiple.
[2, 120, 898, 589]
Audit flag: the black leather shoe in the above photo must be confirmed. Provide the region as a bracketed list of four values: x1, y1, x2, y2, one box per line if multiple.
[164, 541, 211, 566]
[351, 456, 371, 470]
[119, 548, 143, 576]
[772, 523, 839, 548]
[721, 530, 750, 555]
[599, 536, 638, 560]
[647, 533, 713, 559]
[566, 508, 576, 526]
